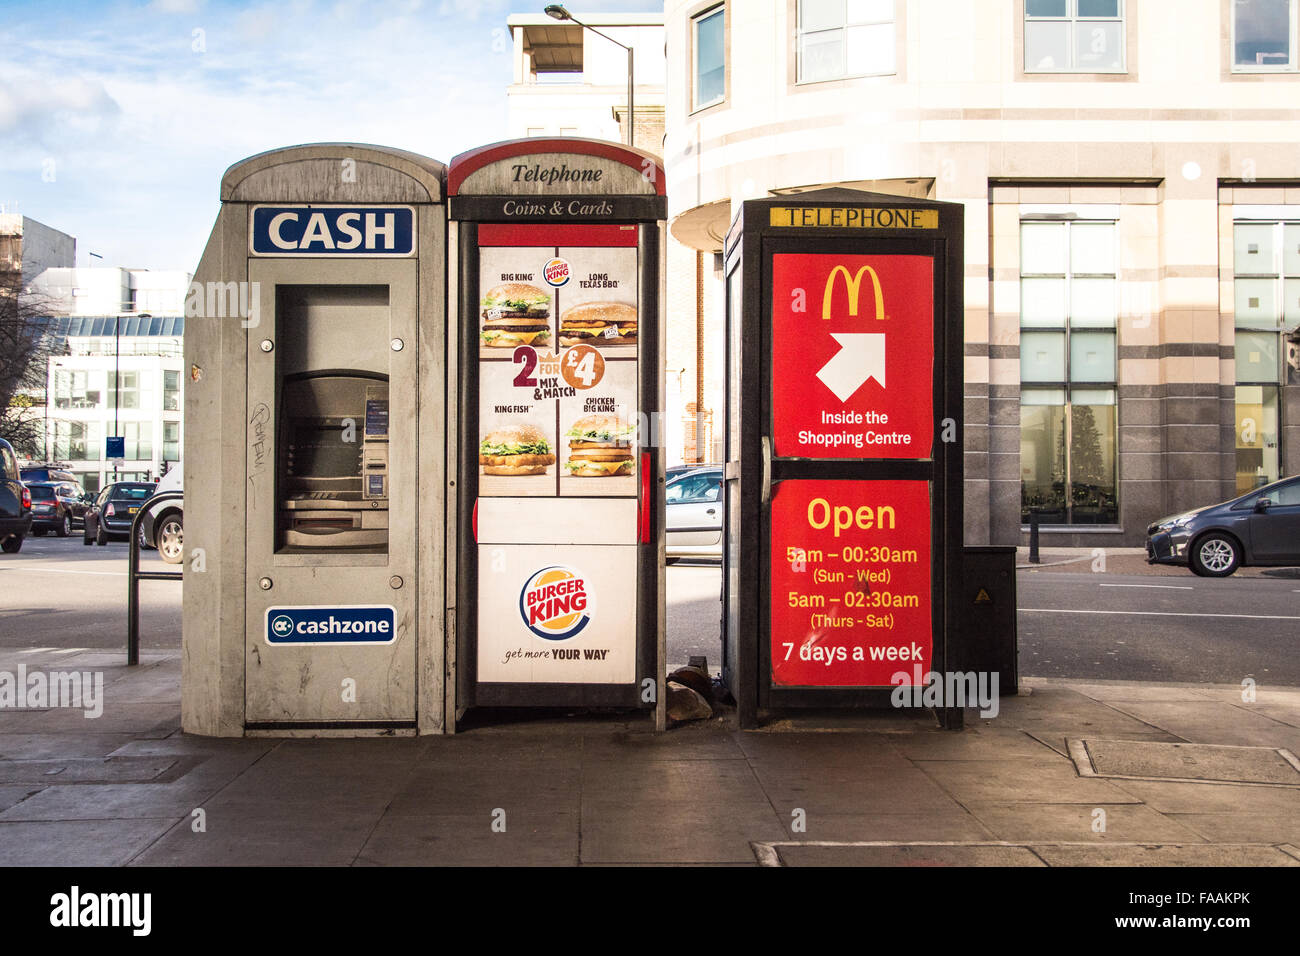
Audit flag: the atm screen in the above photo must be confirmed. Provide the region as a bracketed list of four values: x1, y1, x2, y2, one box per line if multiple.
[286, 423, 362, 480]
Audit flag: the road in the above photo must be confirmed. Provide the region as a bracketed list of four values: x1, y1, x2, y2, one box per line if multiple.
[1018, 568, 1300, 685]
[0, 534, 181, 650]
[2, 541, 1297, 685]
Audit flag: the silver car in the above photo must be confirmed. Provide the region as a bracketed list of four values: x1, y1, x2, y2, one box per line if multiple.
[665, 467, 722, 562]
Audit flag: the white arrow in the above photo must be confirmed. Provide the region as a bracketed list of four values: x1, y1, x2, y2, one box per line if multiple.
[816, 333, 886, 402]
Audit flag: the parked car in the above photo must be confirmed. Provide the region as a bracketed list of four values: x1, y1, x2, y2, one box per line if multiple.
[665, 466, 723, 563]
[82, 482, 157, 546]
[26, 481, 87, 537]
[19, 463, 78, 485]
[667, 462, 721, 483]
[1146, 475, 1300, 577]
[140, 466, 183, 564]
[0, 438, 32, 553]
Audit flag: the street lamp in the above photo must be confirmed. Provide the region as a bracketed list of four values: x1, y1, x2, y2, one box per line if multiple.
[544, 4, 634, 147]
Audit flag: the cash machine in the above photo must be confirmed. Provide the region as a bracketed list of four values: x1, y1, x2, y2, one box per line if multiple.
[182, 145, 448, 736]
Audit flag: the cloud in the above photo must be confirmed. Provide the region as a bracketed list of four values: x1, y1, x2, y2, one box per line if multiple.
[436, 0, 510, 21]
[150, 0, 206, 13]
[0, 64, 121, 141]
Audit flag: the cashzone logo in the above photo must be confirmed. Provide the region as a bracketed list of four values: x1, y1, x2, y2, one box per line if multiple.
[266, 605, 397, 645]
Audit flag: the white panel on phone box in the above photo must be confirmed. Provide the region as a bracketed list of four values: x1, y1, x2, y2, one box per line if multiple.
[477, 497, 637, 545]
[477, 544, 637, 684]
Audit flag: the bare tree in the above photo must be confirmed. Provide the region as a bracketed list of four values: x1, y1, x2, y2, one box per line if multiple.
[0, 267, 63, 457]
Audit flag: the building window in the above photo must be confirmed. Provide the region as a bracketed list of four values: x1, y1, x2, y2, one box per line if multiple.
[163, 422, 180, 463]
[52, 370, 102, 410]
[692, 5, 725, 109]
[1232, 0, 1297, 71]
[1019, 219, 1119, 524]
[53, 421, 100, 461]
[797, 0, 896, 83]
[107, 370, 155, 412]
[1233, 218, 1297, 491]
[123, 422, 152, 461]
[163, 370, 180, 411]
[1024, 0, 1125, 73]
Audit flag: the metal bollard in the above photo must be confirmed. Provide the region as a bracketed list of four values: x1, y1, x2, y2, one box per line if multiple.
[1028, 509, 1040, 565]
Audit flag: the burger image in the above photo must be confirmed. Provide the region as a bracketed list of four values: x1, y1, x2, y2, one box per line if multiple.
[481, 283, 552, 348]
[558, 302, 637, 348]
[565, 413, 636, 477]
[479, 425, 556, 476]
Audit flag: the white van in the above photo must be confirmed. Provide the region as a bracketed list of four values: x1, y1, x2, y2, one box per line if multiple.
[143, 465, 184, 563]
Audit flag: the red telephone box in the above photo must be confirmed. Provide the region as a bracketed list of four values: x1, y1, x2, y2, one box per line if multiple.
[721, 189, 965, 728]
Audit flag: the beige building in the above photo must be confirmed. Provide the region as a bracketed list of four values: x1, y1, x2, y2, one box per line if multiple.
[664, 0, 1300, 546]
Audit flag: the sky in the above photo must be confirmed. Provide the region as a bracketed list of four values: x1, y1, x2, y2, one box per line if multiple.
[0, 0, 654, 271]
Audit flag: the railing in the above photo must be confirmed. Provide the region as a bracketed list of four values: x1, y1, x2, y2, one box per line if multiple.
[127, 491, 183, 665]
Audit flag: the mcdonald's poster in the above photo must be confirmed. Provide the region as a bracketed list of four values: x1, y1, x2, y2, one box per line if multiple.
[770, 254, 934, 459]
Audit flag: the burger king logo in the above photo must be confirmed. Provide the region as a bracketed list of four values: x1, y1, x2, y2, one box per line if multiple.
[519, 565, 593, 640]
[543, 257, 571, 288]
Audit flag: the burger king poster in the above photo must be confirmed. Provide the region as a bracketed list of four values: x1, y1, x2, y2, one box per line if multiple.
[476, 544, 637, 684]
[477, 225, 639, 499]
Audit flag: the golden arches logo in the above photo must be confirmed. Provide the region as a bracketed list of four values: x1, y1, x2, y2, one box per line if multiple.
[822, 265, 885, 321]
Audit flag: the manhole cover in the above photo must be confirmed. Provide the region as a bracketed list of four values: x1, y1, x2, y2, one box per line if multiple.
[1068, 739, 1300, 786]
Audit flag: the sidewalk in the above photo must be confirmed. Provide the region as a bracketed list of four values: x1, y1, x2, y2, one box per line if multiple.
[0, 646, 1297, 866]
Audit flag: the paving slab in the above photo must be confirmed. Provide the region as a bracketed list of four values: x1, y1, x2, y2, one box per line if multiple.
[752, 764, 964, 815]
[580, 798, 787, 865]
[0, 782, 221, 821]
[0, 784, 42, 813]
[1030, 843, 1300, 866]
[1077, 738, 1300, 786]
[1102, 700, 1300, 750]
[0, 819, 180, 866]
[3, 702, 180, 735]
[582, 755, 764, 801]
[890, 728, 1057, 761]
[580, 728, 745, 763]
[1106, 778, 1300, 815]
[735, 731, 911, 767]
[129, 815, 377, 866]
[771, 843, 1047, 867]
[356, 810, 580, 866]
[387, 764, 580, 815]
[0, 755, 180, 785]
[1064, 682, 1224, 703]
[0, 732, 138, 760]
[965, 802, 1208, 844]
[915, 758, 1143, 805]
[1029, 730, 1184, 760]
[1167, 813, 1300, 844]
[991, 686, 1175, 738]
[784, 811, 997, 842]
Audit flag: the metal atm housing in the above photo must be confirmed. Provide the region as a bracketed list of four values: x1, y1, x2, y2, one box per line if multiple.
[182, 145, 448, 736]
